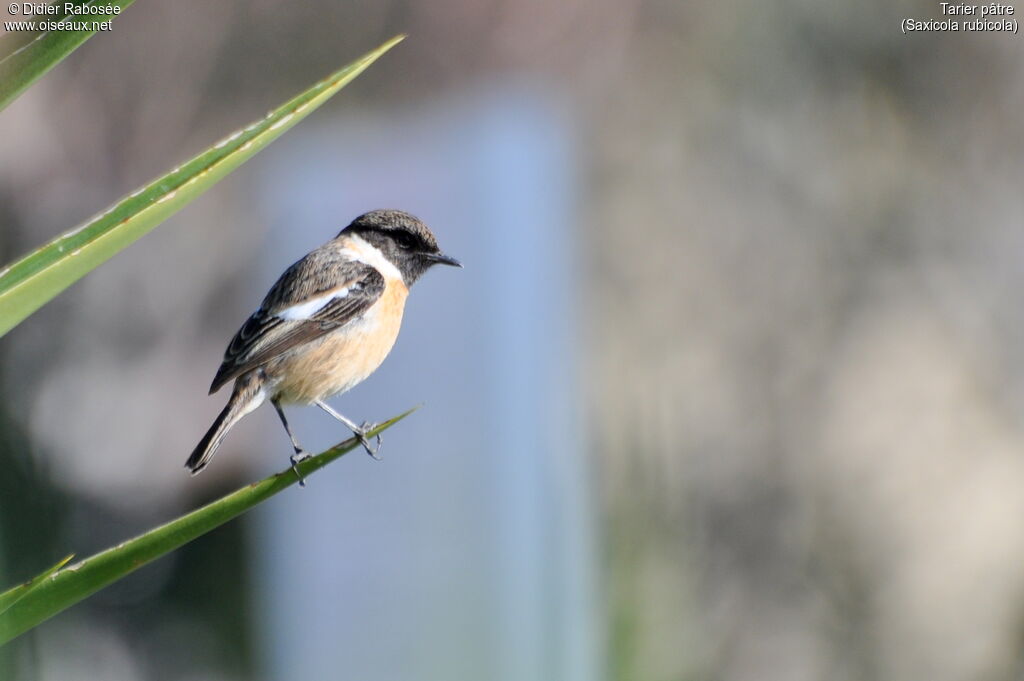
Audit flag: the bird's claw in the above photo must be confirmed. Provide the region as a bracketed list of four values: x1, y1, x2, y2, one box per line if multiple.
[290, 450, 312, 487]
[357, 422, 383, 460]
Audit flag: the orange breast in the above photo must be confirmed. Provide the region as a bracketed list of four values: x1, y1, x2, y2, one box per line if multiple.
[269, 278, 408, 404]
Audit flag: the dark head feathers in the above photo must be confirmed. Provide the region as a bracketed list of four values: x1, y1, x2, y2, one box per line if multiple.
[341, 209, 438, 251]
[340, 209, 461, 284]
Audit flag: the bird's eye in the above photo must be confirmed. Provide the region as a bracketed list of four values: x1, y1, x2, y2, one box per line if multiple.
[395, 234, 416, 250]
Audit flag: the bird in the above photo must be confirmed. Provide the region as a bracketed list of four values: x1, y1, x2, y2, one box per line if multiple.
[186, 209, 461, 480]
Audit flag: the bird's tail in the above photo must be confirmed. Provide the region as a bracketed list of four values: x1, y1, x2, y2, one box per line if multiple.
[186, 372, 266, 475]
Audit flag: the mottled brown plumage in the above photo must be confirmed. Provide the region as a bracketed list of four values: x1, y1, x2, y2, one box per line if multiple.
[186, 210, 460, 476]
[209, 260, 385, 393]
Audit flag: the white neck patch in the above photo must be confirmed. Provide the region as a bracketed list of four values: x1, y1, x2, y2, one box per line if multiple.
[343, 233, 403, 283]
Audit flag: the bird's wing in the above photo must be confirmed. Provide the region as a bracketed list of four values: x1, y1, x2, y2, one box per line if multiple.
[209, 254, 385, 394]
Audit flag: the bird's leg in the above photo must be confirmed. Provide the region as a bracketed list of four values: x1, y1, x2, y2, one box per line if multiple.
[315, 400, 382, 460]
[273, 399, 310, 486]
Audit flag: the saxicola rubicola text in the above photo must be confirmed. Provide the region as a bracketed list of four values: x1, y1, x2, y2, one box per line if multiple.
[186, 209, 461, 479]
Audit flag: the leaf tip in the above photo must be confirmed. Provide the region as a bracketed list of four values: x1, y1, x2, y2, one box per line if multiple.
[374, 34, 407, 55]
[388, 404, 422, 424]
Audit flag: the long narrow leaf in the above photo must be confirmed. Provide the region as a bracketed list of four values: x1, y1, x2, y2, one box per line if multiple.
[0, 0, 135, 112]
[0, 34, 406, 336]
[0, 408, 417, 644]
[0, 555, 73, 616]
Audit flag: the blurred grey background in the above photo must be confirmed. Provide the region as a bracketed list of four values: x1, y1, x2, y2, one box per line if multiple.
[4, 1, 1024, 680]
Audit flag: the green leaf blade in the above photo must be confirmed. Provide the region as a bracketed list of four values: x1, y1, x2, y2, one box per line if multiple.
[0, 554, 73, 617]
[0, 0, 135, 112]
[0, 34, 406, 337]
[0, 408, 417, 645]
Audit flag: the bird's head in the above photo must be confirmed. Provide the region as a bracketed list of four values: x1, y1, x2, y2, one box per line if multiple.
[341, 209, 462, 285]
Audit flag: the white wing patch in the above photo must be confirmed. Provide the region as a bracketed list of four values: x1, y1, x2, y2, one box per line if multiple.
[272, 232, 397, 323]
[277, 287, 350, 321]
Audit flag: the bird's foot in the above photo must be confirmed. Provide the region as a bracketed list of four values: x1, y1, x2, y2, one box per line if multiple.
[290, 450, 312, 487]
[356, 421, 382, 460]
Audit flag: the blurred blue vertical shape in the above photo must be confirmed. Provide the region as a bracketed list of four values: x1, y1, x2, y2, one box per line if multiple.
[250, 87, 598, 681]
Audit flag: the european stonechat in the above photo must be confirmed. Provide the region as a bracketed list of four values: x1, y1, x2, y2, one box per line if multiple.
[186, 209, 461, 479]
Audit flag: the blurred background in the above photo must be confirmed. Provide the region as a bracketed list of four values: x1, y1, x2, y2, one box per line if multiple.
[3, 1, 1024, 680]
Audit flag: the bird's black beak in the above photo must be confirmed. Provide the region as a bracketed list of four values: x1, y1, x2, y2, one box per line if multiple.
[422, 252, 463, 268]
